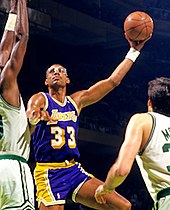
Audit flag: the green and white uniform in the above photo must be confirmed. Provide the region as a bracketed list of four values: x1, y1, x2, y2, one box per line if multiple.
[136, 112, 170, 210]
[0, 96, 35, 210]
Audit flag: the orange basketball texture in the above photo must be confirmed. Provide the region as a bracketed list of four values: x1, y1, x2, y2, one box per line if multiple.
[124, 11, 154, 41]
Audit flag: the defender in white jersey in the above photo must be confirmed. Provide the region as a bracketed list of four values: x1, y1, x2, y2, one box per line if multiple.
[95, 77, 170, 210]
[0, 0, 35, 209]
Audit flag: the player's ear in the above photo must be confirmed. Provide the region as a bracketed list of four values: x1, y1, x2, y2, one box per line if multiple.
[147, 99, 153, 112]
[45, 79, 48, 86]
[66, 77, 70, 84]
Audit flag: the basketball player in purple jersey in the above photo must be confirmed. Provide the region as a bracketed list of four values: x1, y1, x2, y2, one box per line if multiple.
[26, 35, 151, 210]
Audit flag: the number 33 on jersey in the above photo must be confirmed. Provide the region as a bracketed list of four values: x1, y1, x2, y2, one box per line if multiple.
[31, 93, 80, 163]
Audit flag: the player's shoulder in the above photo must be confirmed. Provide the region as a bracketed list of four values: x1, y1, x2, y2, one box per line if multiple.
[69, 91, 82, 105]
[129, 112, 152, 126]
[30, 92, 46, 102]
[34, 92, 46, 97]
[131, 112, 150, 118]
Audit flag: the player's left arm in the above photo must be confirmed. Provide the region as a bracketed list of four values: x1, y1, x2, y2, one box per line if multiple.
[71, 58, 134, 111]
[71, 38, 150, 111]
[0, 0, 18, 69]
[26, 93, 52, 133]
[0, 0, 29, 107]
[10, 0, 29, 77]
[95, 113, 146, 204]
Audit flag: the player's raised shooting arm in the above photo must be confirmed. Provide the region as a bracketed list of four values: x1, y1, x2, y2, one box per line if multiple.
[72, 58, 134, 110]
[72, 38, 150, 111]
[10, 0, 29, 77]
[0, 0, 29, 107]
[0, 0, 18, 69]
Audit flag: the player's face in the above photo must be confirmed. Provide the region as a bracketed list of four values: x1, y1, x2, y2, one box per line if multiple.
[45, 66, 69, 87]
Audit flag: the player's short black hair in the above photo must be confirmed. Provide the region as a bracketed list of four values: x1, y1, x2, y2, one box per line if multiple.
[148, 77, 170, 116]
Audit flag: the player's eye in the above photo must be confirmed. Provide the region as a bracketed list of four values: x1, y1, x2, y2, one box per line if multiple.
[58, 67, 67, 74]
[48, 68, 55, 74]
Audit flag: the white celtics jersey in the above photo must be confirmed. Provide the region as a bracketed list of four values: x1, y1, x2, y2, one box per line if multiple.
[0, 96, 30, 160]
[136, 112, 170, 201]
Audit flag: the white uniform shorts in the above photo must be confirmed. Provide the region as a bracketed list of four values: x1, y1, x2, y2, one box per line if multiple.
[0, 154, 35, 210]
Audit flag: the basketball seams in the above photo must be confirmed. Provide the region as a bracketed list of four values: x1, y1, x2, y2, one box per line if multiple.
[125, 21, 152, 31]
[126, 12, 147, 21]
[124, 11, 153, 41]
[135, 11, 148, 21]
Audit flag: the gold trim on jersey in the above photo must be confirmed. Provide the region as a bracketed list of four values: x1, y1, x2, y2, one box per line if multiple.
[38, 197, 65, 207]
[40, 92, 49, 111]
[72, 179, 87, 203]
[40, 93, 79, 114]
[36, 159, 76, 169]
[66, 96, 79, 114]
[41, 92, 67, 107]
[34, 167, 65, 207]
[51, 96, 67, 106]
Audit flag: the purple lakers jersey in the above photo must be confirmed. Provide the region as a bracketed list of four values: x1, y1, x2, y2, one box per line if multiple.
[31, 93, 80, 162]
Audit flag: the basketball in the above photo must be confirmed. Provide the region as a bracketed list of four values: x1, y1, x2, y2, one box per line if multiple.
[124, 11, 154, 41]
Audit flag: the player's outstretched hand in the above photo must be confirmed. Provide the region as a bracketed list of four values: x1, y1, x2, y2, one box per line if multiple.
[125, 33, 152, 52]
[27, 108, 52, 125]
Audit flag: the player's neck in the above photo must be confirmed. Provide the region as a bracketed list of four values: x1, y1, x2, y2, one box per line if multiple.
[49, 87, 66, 103]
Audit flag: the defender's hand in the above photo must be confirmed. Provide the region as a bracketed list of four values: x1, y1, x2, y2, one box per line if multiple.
[95, 185, 113, 204]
